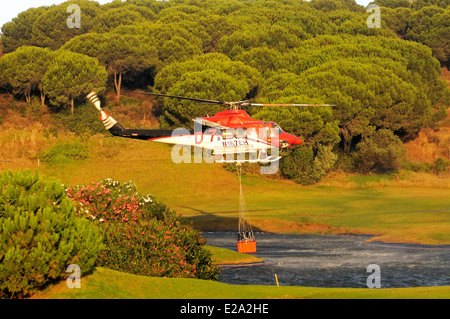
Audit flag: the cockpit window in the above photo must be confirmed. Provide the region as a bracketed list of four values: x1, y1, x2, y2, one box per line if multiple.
[272, 123, 283, 133]
[204, 128, 220, 135]
[247, 127, 257, 138]
[222, 129, 234, 139]
[235, 128, 246, 139]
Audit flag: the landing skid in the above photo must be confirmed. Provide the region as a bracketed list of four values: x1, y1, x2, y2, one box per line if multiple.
[214, 150, 280, 164]
[215, 156, 281, 164]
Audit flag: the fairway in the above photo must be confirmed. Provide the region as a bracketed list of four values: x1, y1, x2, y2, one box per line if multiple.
[6, 134, 446, 300]
[37, 138, 450, 245]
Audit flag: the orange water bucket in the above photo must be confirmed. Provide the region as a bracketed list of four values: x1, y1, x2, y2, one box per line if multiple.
[237, 240, 256, 253]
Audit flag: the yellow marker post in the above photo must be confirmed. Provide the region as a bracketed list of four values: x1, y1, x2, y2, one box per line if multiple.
[275, 274, 279, 287]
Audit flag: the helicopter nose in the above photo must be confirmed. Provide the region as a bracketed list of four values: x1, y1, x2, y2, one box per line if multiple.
[292, 137, 302, 145]
[280, 132, 302, 146]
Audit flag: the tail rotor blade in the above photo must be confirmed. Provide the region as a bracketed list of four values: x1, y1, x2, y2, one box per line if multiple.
[87, 91, 102, 111]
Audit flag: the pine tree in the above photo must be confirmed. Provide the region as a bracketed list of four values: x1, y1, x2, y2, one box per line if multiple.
[0, 169, 104, 298]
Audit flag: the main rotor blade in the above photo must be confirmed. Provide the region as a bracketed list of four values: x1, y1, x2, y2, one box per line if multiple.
[136, 91, 336, 108]
[248, 103, 336, 107]
[139, 91, 227, 105]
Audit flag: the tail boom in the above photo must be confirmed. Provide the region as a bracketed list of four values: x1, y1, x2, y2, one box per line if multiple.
[87, 91, 180, 141]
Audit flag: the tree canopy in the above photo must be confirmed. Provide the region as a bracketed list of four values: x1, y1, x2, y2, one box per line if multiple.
[62, 32, 159, 99]
[0, 0, 448, 182]
[154, 53, 261, 128]
[0, 46, 53, 105]
[42, 50, 107, 114]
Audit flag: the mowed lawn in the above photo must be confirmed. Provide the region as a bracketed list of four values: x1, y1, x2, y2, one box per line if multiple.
[38, 138, 450, 245]
[33, 267, 450, 299]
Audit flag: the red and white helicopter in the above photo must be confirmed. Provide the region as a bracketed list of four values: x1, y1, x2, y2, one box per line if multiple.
[87, 91, 333, 164]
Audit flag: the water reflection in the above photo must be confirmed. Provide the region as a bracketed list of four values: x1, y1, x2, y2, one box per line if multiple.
[203, 231, 450, 288]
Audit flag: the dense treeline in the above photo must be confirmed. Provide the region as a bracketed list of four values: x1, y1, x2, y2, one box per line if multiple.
[0, 0, 449, 183]
[375, 0, 450, 67]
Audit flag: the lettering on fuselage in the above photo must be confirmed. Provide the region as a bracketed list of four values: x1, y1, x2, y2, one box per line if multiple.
[222, 139, 249, 147]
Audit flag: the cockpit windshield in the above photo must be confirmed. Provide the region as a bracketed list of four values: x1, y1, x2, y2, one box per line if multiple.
[272, 123, 284, 133]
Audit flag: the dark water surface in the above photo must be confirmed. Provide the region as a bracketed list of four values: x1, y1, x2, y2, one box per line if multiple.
[203, 231, 450, 288]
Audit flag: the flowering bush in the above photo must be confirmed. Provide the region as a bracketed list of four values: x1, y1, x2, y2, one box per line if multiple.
[66, 179, 220, 280]
[65, 180, 143, 224]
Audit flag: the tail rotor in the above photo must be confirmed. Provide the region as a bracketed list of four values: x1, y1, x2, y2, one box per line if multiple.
[87, 92, 125, 134]
[87, 92, 102, 112]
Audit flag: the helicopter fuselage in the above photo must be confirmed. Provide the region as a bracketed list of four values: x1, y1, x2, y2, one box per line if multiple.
[88, 92, 303, 164]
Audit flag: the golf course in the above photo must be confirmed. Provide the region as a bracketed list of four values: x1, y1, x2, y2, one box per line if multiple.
[38, 139, 450, 246]
[3, 136, 447, 299]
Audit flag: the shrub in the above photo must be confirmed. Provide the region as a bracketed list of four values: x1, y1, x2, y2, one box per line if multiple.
[38, 142, 88, 164]
[432, 157, 449, 175]
[0, 169, 104, 298]
[280, 145, 317, 185]
[280, 145, 337, 185]
[352, 129, 406, 174]
[403, 161, 433, 173]
[66, 179, 221, 281]
[55, 102, 106, 136]
[279, 145, 337, 185]
[313, 145, 338, 178]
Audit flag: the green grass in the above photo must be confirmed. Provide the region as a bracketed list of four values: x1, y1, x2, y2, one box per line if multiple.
[3, 129, 448, 300]
[34, 267, 450, 299]
[206, 246, 263, 265]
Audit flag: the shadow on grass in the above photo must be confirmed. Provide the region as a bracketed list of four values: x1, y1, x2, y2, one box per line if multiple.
[181, 205, 266, 232]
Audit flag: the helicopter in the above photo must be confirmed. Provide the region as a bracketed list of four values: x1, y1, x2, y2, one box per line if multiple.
[87, 91, 334, 164]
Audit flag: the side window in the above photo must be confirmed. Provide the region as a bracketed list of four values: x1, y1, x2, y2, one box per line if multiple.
[222, 129, 234, 139]
[235, 128, 246, 139]
[247, 127, 257, 139]
[259, 127, 269, 140]
[270, 127, 277, 138]
[204, 128, 219, 142]
[204, 128, 215, 135]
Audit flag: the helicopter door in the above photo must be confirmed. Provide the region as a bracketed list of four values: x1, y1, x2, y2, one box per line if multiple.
[235, 128, 246, 139]
[222, 129, 234, 140]
[247, 127, 257, 140]
[260, 127, 270, 142]
[204, 128, 219, 142]
[268, 127, 277, 144]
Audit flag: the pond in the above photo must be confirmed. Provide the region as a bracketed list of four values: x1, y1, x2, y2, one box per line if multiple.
[203, 231, 450, 288]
